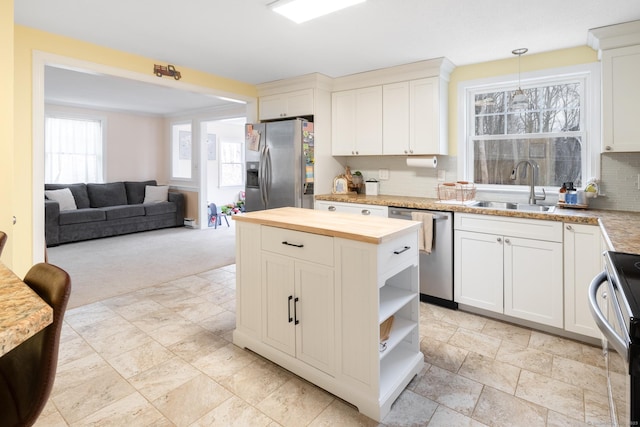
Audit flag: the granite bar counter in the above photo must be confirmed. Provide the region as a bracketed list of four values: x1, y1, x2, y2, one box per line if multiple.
[315, 194, 640, 254]
[0, 262, 53, 356]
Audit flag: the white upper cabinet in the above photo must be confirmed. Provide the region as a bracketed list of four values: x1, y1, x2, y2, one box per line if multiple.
[332, 86, 383, 156]
[383, 78, 446, 155]
[601, 45, 640, 152]
[589, 20, 640, 152]
[332, 58, 453, 157]
[382, 82, 410, 155]
[259, 88, 314, 120]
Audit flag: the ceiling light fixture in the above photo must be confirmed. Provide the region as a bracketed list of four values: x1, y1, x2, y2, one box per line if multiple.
[270, 0, 366, 24]
[511, 48, 528, 110]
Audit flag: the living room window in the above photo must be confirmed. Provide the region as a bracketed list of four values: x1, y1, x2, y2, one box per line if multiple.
[171, 122, 192, 180]
[44, 115, 104, 183]
[458, 63, 600, 191]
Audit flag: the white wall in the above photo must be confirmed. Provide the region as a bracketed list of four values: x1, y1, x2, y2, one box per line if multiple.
[46, 104, 166, 183]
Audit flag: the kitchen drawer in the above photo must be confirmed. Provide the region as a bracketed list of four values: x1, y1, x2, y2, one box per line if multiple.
[377, 230, 419, 278]
[454, 213, 562, 242]
[261, 226, 334, 267]
[315, 201, 389, 217]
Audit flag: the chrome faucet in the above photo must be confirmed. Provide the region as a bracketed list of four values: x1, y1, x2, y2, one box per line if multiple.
[511, 160, 546, 204]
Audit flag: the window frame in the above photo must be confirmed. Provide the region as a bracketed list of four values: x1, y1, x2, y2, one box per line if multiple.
[218, 138, 244, 188]
[44, 111, 106, 184]
[457, 63, 601, 196]
[170, 121, 194, 181]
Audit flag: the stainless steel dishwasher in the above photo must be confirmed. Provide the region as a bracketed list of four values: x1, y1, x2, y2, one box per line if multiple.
[388, 207, 457, 309]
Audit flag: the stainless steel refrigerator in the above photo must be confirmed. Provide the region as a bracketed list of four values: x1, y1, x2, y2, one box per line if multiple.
[244, 119, 314, 212]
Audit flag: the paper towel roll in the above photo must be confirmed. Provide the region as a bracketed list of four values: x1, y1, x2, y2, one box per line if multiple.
[406, 156, 437, 168]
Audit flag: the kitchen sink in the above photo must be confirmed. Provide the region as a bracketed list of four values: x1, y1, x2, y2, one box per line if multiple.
[470, 200, 556, 213]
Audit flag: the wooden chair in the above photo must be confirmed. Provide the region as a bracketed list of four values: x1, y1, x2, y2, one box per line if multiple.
[0, 231, 7, 257]
[0, 263, 72, 427]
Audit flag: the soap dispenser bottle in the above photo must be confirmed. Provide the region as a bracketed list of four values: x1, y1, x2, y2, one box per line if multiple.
[566, 182, 577, 204]
[558, 183, 567, 203]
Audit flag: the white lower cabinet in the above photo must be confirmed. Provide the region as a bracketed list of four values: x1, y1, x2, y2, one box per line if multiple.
[262, 253, 334, 375]
[234, 221, 422, 421]
[563, 223, 604, 338]
[454, 214, 563, 328]
[315, 200, 389, 217]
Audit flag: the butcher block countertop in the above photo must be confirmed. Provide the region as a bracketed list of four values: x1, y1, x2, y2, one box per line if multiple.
[315, 194, 640, 254]
[233, 206, 420, 244]
[0, 262, 53, 357]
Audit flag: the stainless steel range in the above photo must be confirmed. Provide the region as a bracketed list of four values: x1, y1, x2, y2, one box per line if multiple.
[589, 251, 640, 426]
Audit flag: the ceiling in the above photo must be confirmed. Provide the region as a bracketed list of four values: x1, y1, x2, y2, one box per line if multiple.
[15, 0, 640, 114]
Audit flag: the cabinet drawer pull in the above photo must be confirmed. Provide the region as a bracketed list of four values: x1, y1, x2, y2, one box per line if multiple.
[294, 297, 300, 325]
[393, 246, 411, 255]
[328, 206, 336, 211]
[361, 209, 371, 215]
[288, 295, 293, 323]
[282, 241, 304, 248]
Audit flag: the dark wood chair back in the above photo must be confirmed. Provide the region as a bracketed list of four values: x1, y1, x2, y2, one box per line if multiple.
[0, 231, 7, 257]
[0, 263, 71, 427]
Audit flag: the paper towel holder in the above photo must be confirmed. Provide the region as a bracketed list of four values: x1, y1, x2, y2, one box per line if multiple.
[406, 156, 438, 168]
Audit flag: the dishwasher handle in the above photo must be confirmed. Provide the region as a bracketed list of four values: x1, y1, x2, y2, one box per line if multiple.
[389, 209, 449, 220]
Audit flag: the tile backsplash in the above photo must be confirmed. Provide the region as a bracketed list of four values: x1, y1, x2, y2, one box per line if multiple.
[589, 152, 640, 212]
[337, 152, 640, 213]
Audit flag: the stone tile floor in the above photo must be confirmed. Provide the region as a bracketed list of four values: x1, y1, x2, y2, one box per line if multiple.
[35, 264, 612, 426]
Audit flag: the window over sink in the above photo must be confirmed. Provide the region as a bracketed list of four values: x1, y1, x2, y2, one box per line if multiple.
[458, 63, 600, 191]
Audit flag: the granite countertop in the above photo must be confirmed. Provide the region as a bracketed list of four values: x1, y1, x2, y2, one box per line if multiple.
[0, 262, 53, 357]
[234, 206, 421, 244]
[315, 194, 640, 254]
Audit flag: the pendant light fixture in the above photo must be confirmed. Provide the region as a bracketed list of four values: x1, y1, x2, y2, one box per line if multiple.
[511, 48, 528, 110]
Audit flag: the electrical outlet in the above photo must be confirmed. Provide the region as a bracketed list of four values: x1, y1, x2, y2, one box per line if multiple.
[437, 170, 446, 182]
[378, 168, 390, 180]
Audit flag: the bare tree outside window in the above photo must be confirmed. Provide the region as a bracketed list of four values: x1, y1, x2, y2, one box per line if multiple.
[471, 82, 583, 187]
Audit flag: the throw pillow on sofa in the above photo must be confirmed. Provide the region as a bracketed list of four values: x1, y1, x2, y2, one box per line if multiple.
[144, 185, 169, 203]
[45, 188, 77, 211]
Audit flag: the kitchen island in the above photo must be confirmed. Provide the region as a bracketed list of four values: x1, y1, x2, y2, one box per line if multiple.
[232, 207, 422, 421]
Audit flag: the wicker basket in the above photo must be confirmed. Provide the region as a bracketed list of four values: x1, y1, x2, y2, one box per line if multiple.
[437, 181, 476, 202]
[380, 316, 394, 342]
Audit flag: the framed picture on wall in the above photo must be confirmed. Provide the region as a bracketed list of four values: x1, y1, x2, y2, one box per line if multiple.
[207, 134, 217, 161]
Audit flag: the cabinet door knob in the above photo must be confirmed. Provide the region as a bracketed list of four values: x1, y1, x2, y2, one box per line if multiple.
[566, 225, 573, 231]
[497, 237, 502, 243]
[605, 145, 612, 151]
[505, 238, 511, 244]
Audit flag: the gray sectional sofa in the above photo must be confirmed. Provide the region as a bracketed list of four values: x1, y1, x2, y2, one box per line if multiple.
[45, 180, 185, 246]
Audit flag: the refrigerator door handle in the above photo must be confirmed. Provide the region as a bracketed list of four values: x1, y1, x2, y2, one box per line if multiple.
[264, 146, 272, 208]
[259, 146, 267, 208]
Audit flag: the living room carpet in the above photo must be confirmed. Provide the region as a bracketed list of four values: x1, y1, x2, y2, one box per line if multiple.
[47, 222, 236, 309]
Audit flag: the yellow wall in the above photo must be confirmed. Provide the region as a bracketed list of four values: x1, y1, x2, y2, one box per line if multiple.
[447, 46, 599, 156]
[12, 25, 257, 275]
[1, 0, 14, 267]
